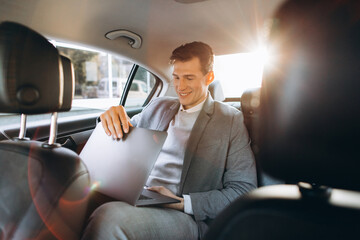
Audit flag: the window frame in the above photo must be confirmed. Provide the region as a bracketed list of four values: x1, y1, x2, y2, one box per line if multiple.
[120, 65, 163, 107]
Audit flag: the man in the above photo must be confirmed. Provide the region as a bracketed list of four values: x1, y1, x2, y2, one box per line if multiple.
[82, 41, 257, 239]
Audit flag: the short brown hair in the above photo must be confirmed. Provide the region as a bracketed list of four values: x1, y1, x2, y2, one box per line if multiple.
[170, 41, 214, 75]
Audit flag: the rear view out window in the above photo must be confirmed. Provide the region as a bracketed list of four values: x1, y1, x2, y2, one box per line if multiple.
[214, 50, 268, 98]
[125, 66, 158, 109]
[55, 42, 133, 110]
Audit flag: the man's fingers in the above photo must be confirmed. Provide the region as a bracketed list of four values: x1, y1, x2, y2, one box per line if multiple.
[107, 113, 121, 139]
[109, 107, 124, 139]
[147, 186, 164, 195]
[147, 186, 163, 191]
[118, 106, 130, 133]
[101, 106, 123, 139]
[128, 117, 133, 127]
[147, 186, 183, 210]
[146, 186, 159, 192]
[100, 115, 111, 136]
[147, 186, 172, 197]
[100, 105, 131, 139]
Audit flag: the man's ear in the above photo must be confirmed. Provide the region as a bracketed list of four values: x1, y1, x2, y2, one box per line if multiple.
[206, 71, 214, 86]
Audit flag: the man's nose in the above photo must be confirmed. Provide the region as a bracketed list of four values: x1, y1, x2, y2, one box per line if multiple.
[178, 78, 186, 90]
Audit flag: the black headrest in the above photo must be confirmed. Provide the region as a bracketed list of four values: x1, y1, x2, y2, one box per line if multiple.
[60, 55, 74, 112]
[241, 88, 260, 117]
[209, 80, 225, 101]
[0, 21, 63, 114]
[240, 88, 260, 150]
[259, 0, 360, 191]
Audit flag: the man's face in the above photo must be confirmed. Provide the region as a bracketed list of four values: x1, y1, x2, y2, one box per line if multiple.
[172, 57, 213, 110]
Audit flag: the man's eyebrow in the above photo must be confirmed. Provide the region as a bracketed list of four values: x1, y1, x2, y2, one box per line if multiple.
[184, 74, 196, 78]
[172, 73, 196, 78]
[172, 73, 196, 77]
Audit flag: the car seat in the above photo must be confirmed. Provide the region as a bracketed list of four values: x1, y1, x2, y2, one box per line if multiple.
[240, 88, 283, 186]
[208, 80, 225, 102]
[204, 0, 360, 239]
[0, 21, 90, 240]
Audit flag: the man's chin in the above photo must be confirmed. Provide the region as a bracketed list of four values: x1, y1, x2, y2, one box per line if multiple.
[178, 99, 191, 108]
[179, 100, 188, 106]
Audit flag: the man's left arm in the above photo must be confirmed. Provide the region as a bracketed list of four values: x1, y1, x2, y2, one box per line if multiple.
[148, 111, 257, 219]
[189, 111, 257, 221]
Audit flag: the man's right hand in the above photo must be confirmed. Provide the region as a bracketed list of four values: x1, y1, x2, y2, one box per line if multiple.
[99, 105, 133, 139]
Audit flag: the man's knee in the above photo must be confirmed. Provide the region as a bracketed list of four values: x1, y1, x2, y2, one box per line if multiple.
[82, 202, 133, 239]
[82, 202, 198, 240]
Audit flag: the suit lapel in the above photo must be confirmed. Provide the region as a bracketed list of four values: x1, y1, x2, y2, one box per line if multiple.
[156, 101, 180, 131]
[179, 94, 215, 194]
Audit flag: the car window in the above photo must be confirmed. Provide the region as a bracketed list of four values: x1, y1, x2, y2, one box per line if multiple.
[130, 83, 139, 91]
[214, 49, 268, 98]
[124, 66, 158, 109]
[55, 42, 134, 105]
[0, 41, 157, 129]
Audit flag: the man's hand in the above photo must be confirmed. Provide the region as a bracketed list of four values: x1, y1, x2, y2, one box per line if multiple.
[100, 105, 133, 139]
[147, 186, 184, 212]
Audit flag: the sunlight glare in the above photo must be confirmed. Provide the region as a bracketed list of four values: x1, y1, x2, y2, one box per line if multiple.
[214, 48, 268, 98]
[254, 46, 271, 66]
[90, 181, 101, 191]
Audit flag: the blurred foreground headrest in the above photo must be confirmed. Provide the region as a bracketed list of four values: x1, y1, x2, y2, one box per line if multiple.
[259, 0, 360, 191]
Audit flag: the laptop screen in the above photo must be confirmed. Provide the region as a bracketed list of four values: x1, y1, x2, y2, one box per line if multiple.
[80, 123, 167, 205]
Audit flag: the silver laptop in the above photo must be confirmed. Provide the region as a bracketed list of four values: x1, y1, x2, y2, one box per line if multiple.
[80, 123, 179, 206]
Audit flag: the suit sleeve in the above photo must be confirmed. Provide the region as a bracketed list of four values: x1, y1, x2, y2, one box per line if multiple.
[129, 97, 157, 127]
[189, 111, 257, 221]
[130, 97, 169, 128]
[130, 111, 141, 127]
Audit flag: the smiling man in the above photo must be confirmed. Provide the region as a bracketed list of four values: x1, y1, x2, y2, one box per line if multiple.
[82, 41, 257, 240]
[172, 46, 214, 110]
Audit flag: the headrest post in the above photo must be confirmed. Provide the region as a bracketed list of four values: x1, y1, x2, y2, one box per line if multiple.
[48, 112, 58, 145]
[298, 182, 332, 200]
[18, 114, 27, 139]
[42, 112, 61, 148]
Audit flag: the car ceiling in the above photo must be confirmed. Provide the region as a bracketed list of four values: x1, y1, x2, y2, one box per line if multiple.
[0, 0, 284, 83]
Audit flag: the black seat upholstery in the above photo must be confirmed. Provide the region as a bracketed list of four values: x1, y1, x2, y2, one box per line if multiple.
[204, 0, 360, 239]
[0, 21, 89, 240]
[241, 88, 283, 186]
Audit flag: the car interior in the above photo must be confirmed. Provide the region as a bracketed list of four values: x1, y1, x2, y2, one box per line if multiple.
[1, 0, 360, 239]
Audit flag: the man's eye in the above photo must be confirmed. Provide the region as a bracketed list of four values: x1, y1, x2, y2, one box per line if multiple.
[186, 77, 194, 80]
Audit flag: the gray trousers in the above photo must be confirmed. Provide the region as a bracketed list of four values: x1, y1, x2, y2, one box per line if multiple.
[82, 202, 199, 240]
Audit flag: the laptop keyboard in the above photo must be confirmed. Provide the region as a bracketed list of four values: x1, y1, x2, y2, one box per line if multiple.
[138, 194, 153, 201]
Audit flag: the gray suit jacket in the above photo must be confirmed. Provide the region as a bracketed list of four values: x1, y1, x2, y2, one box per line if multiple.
[131, 95, 257, 236]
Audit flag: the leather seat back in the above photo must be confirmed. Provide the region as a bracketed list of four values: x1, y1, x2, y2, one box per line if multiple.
[241, 88, 283, 186]
[204, 0, 360, 239]
[0, 21, 89, 240]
